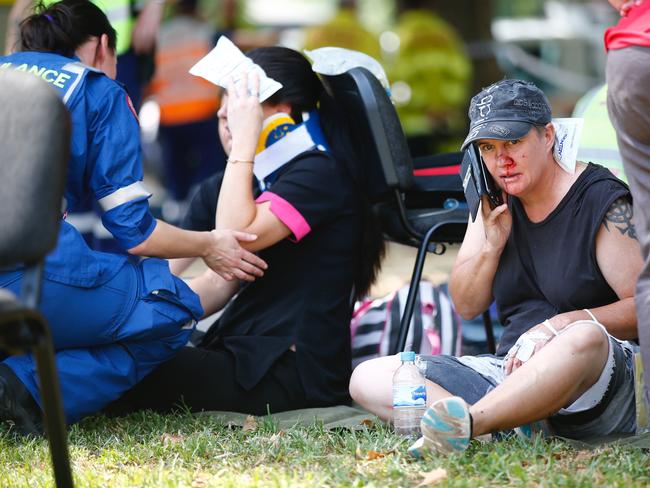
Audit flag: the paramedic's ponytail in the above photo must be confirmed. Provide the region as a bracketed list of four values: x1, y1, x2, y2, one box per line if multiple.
[19, 0, 116, 57]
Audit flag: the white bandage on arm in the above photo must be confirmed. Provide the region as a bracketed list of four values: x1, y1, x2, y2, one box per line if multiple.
[541, 319, 560, 337]
[514, 335, 536, 362]
[505, 330, 553, 365]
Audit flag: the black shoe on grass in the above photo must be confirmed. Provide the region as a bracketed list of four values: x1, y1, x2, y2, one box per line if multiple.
[0, 364, 42, 436]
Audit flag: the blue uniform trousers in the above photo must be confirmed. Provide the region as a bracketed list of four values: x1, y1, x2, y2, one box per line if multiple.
[0, 258, 201, 423]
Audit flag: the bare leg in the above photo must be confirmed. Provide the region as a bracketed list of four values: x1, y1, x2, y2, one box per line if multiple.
[470, 322, 609, 436]
[349, 354, 454, 420]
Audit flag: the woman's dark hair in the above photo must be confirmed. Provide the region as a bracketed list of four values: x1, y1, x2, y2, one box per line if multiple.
[19, 0, 116, 57]
[247, 46, 385, 299]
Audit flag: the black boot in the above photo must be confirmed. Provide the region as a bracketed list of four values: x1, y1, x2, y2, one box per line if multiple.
[0, 364, 42, 435]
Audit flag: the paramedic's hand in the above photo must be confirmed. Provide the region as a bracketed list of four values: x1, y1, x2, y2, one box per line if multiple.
[203, 229, 267, 281]
[480, 194, 511, 253]
[131, 0, 165, 54]
[226, 71, 263, 160]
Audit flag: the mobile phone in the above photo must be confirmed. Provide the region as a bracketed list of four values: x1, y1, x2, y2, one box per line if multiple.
[477, 147, 503, 210]
[460, 144, 503, 222]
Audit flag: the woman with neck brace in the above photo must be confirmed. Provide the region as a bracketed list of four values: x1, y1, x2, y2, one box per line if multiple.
[107, 46, 385, 415]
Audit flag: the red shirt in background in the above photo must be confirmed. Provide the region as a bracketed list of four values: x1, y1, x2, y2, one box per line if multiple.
[604, 1, 650, 50]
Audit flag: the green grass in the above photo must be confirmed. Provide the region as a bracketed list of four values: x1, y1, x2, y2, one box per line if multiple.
[0, 412, 648, 487]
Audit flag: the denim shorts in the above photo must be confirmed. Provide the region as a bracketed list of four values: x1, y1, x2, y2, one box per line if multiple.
[417, 336, 637, 440]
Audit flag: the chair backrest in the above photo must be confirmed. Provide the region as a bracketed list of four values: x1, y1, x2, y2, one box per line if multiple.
[0, 69, 69, 267]
[322, 67, 414, 202]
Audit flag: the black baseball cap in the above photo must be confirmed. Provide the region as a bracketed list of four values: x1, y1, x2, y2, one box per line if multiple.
[461, 79, 552, 150]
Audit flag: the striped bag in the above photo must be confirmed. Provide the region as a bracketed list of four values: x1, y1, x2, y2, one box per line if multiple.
[350, 281, 462, 369]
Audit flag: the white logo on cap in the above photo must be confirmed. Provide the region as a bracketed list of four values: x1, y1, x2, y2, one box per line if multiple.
[476, 95, 493, 119]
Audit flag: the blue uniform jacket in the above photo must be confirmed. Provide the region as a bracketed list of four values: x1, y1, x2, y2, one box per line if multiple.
[0, 52, 157, 287]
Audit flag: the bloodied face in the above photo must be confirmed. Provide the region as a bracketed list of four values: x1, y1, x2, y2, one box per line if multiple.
[476, 124, 554, 197]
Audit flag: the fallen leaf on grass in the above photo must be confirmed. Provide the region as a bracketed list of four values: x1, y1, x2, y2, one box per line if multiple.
[359, 419, 375, 428]
[367, 450, 385, 460]
[243, 415, 258, 432]
[355, 447, 395, 461]
[418, 468, 448, 486]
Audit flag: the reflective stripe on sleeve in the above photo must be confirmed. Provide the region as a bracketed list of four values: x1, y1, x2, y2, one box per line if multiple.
[97, 181, 152, 212]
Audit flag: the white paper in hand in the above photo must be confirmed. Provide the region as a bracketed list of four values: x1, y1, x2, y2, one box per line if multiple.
[552, 118, 584, 174]
[189, 36, 282, 102]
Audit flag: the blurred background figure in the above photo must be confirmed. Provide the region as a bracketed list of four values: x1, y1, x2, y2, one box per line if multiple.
[303, 0, 381, 60]
[147, 0, 226, 224]
[605, 0, 650, 419]
[302, 0, 471, 156]
[572, 84, 626, 182]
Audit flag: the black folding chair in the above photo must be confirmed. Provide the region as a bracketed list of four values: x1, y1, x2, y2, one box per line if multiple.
[323, 67, 496, 355]
[0, 69, 74, 488]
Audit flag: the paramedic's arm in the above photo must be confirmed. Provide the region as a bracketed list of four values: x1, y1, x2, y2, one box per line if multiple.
[215, 73, 292, 252]
[88, 78, 266, 281]
[449, 196, 511, 319]
[129, 220, 266, 281]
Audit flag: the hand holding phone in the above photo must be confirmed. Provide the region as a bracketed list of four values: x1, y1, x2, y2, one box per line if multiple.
[460, 143, 504, 221]
[479, 153, 503, 210]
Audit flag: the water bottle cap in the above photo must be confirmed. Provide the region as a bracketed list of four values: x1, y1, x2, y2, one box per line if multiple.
[400, 351, 416, 362]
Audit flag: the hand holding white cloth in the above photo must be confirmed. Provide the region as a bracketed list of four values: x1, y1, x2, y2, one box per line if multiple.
[189, 36, 282, 103]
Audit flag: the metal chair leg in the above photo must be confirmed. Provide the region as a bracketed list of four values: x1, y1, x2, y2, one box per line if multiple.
[482, 310, 496, 355]
[392, 223, 442, 355]
[33, 340, 73, 488]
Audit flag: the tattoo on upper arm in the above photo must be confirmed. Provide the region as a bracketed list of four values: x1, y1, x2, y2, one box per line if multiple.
[603, 197, 637, 240]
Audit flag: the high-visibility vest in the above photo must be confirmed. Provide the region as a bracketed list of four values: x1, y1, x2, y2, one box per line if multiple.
[44, 0, 134, 56]
[573, 84, 626, 182]
[148, 16, 219, 126]
[93, 0, 134, 56]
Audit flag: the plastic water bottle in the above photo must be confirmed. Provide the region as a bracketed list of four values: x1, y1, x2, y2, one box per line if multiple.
[392, 351, 427, 437]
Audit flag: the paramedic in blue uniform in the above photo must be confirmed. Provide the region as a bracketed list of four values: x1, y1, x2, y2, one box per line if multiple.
[0, 0, 266, 432]
[106, 46, 386, 416]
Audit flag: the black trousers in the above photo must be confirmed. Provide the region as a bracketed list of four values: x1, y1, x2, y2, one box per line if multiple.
[106, 346, 307, 416]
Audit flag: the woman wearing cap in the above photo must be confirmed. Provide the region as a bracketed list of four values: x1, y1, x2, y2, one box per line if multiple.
[350, 79, 642, 454]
